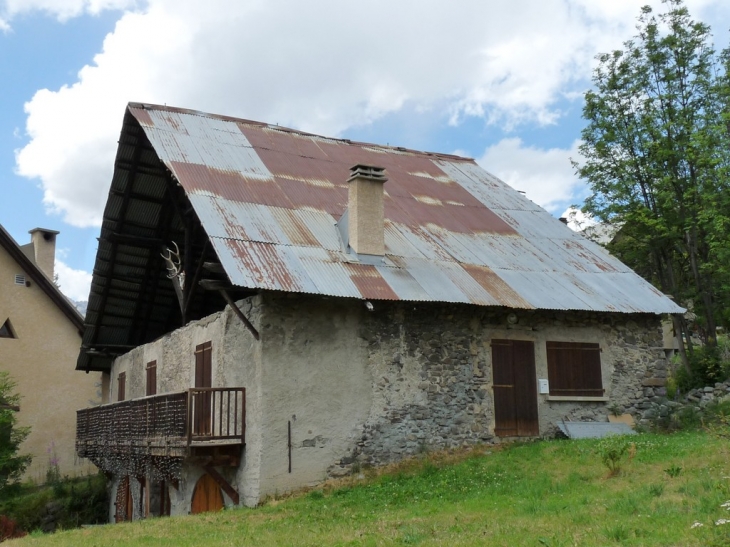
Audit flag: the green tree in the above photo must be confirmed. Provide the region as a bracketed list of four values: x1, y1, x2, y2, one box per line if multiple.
[0, 372, 30, 492]
[576, 0, 730, 369]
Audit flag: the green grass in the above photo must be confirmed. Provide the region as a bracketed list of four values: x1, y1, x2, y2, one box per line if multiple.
[8, 431, 730, 546]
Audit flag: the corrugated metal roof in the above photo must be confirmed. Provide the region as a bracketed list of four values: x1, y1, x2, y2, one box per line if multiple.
[124, 103, 682, 315]
[557, 422, 636, 439]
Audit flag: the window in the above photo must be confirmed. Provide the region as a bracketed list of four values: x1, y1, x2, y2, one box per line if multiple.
[117, 372, 126, 402]
[0, 319, 15, 339]
[546, 341, 604, 397]
[146, 361, 157, 396]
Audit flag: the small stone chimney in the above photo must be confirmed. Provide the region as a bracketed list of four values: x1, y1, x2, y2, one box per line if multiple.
[346, 164, 388, 257]
[28, 228, 59, 280]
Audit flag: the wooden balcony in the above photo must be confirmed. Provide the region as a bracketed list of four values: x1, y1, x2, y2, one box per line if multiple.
[76, 388, 245, 467]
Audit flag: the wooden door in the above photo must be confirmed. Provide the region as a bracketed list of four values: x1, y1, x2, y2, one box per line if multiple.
[491, 339, 539, 437]
[191, 473, 224, 514]
[194, 342, 212, 435]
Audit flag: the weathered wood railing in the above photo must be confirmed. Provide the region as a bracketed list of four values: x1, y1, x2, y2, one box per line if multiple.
[76, 388, 245, 459]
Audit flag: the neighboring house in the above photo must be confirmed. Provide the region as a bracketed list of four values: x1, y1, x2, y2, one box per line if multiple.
[75, 103, 682, 521]
[0, 225, 99, 481]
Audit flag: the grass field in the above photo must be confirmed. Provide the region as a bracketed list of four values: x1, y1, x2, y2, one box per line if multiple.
[8, 430, 730, 546]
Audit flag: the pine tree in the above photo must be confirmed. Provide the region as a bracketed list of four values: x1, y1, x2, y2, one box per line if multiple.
[0, 372, 30, 492]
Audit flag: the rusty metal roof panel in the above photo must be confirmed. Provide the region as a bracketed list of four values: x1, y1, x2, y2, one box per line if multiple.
[142, 108, 274, 179]
[211, 238, 320, 294]
[291, 209, 342, 251]
[387, 223, 455, 262]
[435, 160, 543, 212]
[491, 270, 597, 311]
[389, 256, 471, 304]
[294, 248, 363, 298]
[119, 103, 685, 315]
[190, 196, 290, 244]
[374, 264, 432, 301]
[572, 271, 677, 314]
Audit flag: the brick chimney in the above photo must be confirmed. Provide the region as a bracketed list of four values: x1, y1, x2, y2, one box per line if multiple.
[28, 228, 59, 280]
[345, 164, 388, 257]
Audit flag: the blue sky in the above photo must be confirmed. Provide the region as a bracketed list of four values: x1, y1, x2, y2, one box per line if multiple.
[1, 0, 729, 301]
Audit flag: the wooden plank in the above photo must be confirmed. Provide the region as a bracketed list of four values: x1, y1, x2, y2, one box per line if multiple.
[203, 464, 239, 505]
[492, 339, 538, 437]
[491, 340, 517, 437]
[512, 340, 539, 436]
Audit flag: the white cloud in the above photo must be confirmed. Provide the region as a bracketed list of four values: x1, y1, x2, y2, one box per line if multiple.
[1, 0, 136, 22]
[12, 0, 730, 227]
[55, 259, 92, 301]
[477, 138, 584, 214]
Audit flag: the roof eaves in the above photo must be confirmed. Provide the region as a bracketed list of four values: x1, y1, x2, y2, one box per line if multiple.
[0, 225, 84, 332]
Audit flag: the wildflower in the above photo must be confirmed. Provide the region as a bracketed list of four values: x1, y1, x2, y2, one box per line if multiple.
[721, 501, 730, 509]
[690, 522, 704, 529]
[715, 519, 730, 526]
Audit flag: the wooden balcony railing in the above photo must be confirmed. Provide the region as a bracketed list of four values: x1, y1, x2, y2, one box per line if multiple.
[76, 387, 245, 461]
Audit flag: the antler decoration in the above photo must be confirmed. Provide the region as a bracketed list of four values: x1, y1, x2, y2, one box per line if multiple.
[161, 241, 185, 290]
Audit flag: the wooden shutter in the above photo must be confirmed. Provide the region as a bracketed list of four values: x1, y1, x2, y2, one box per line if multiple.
[195, 342, 212, 388]
[546, 342, 603, 397]
[194, 342, 213, 436]
[117, 372, 126, 402]
[146, 361, 157, 396]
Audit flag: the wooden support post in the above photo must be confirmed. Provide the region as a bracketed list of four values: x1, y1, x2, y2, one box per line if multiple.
[203, 464, 240, 505]
[218, 290, 260, 340]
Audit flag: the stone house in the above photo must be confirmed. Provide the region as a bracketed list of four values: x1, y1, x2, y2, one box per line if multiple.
[75, 103, 682, 520]
[0, 225, 98, 481]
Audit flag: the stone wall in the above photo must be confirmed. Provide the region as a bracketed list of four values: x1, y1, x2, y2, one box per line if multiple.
[105, 292, 666, 514]
[257, 294, 666, 480]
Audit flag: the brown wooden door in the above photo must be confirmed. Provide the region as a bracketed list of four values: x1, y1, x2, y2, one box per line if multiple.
[191, 473, 224, 514]
[194, 342, 212, 435]
[491, 339, 539, 437]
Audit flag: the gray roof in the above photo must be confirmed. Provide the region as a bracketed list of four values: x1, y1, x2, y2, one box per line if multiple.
[136, 104, 681, 313]
[77, 103, 682, 372]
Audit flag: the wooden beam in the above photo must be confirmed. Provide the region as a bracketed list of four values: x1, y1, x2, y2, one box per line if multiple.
[203, 262, 225, 274]
[183, 240, 209, 319]
[199, 279, 231, 291]
[203, 464, 239, 505]
[218, 290, 260, 340]
[102, 233, 164, 248]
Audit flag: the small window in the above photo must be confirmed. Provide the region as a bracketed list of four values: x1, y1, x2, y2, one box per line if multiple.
[117, 372, 126, 402]
[546, 341, 604, 397]
[14, 275, 25, 286]
[146, 361, 157, 396]
[0, 319, 16, 339]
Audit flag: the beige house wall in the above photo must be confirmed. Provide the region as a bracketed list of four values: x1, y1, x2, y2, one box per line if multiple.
[0, 246, 99, 482]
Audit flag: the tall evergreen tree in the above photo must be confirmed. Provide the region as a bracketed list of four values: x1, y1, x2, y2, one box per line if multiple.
[0, 372, 30, 492]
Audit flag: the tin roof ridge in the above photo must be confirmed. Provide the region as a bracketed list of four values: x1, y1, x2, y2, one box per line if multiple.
[128, 102, 474, 163]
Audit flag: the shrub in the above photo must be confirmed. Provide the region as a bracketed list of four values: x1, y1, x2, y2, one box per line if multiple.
[0, 515, 25, 541]
[0, 473, 108, 533]
[596, 435, 634, 476]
